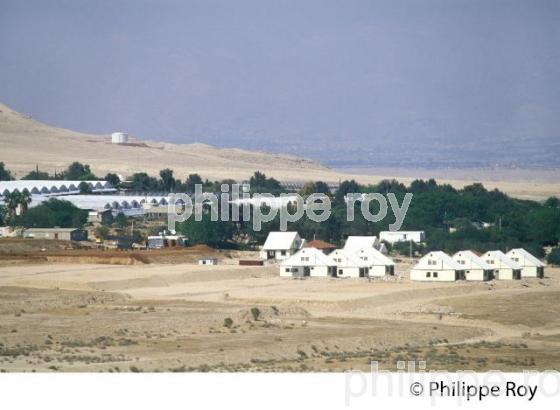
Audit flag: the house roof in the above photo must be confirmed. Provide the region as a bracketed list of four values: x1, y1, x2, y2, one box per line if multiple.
[0, 180, 115, 197]
[305, 239, 337, 250]
[506, 248, 545, 267]
[281, 247, 331, 267]
[262, 231, 300, 250]
[421, 251, 464, 270]
[343, 236, 379, 252]
[327, 249, 368, 267]
[353, 247, 395, 266]
[484, 250, 522, 269]
[24, 227, 82, 233]
[453, 250, 493, 270]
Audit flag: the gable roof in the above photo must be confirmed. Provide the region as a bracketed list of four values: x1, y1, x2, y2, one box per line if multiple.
[281, 247, 331, 266]
[453, 250, 493, 270]
[484, 250, 522, 269]
[343, 236, 379, 252]
[420, 251, 464, 270]
[262, 231, 301, 250]
[506, 248, 545, 267]
[305, 239, 337, 250]
[326, 249, 368, 267]
[353, 247, 395, 266]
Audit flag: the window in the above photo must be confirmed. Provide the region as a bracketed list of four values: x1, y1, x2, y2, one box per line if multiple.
[426, 272, 431, 278]
[285, 268, 290, 273]
[433, 272, 438, 278]
[281, 250, 286, 256]
[338, 269, 344, 275]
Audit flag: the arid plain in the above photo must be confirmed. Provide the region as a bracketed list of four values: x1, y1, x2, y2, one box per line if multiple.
[0, 246, 559, 373]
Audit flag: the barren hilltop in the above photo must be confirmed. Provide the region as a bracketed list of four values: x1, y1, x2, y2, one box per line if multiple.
[0, 103, 331, 182]
[1, 103, 559, 200]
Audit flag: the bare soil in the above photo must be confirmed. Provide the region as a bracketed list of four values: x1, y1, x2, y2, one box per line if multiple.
[0, 255, 558, 372]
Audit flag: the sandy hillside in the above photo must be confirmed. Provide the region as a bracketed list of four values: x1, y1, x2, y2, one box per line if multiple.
[1, 103, 559, 199]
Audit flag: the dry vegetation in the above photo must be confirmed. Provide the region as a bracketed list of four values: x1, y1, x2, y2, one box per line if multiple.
[0, 246, 559, 372]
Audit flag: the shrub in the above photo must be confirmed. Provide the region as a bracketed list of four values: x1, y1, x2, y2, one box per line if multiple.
[223, 318, 234, 328]
[250, 307, 261, 321]
[547, 248, 560, 266]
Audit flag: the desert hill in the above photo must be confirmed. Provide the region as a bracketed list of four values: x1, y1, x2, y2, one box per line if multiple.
[0, 103, 332, 182]
[1, 103, 559, 200]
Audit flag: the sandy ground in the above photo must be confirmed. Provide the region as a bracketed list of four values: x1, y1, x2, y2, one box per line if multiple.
[2, 103, 559, 200]
[0, 256, 559, 372]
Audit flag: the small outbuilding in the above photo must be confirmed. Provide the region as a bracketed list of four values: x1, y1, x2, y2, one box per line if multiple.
[482, 250, 522, 280]
[23, 227, 88, 242]
[379, 231, 425, 244]
[198, 257, 218, 265]
[410, 251, 464, 282]
[280, 247, 331, 278]
[260, 231, 304, 261]
[506, 248, 545, 278]
[453, 250, 493, 281]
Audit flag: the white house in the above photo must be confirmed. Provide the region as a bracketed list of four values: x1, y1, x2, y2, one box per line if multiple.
[410, 251, 464, 282]
[453, 250, 493, 281]
[354, 247, 396, 277]
[326, 249, 369, 278]
[343, 236, 387, 254]
[380, 231, 425, 244]
[280, 247, 331, 278]
[482, 251, 522, 280]
[506, 248, 545, 278]
[198, 257, 218, 265]
[260, 231, 304, 261]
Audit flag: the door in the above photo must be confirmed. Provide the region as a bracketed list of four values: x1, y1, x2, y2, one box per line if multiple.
[303, 267, 311, 277]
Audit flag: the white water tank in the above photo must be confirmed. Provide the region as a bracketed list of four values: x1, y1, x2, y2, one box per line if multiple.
[111, 132, 129, 144]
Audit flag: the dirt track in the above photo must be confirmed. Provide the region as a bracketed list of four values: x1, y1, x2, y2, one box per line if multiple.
[0, 257, 559, 372]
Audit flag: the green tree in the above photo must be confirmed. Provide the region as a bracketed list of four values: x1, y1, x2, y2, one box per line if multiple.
[78, 181, 93, 194]
[176, 210, 234, 246]
[0, 205, 7, 225]
[130, 172, 159, 191]
[62, 162, 97, 180]
[22, 166, 51, 180]
[335, 179, 360, 201]
[114, 212, 128, 229]
[0, 162, 14, 181]
[159, 168, 176, 192]
[10, 198, 87, 228]
[104, 173, 121, 188]
[3, 191, 31, 220]
[249, 171, 282, 195]
[185, 173, 203, 192]
[94, 225, 110, 240]
[547, 248, 560, 266]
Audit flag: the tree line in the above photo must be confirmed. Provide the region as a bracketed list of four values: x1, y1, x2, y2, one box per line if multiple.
[1, 161, 560, 263]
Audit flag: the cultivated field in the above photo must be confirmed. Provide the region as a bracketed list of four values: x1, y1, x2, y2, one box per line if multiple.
[0, 248, 559, 373]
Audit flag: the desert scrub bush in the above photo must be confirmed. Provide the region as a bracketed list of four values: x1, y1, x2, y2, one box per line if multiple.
[129, 365, 142, 373]
[250, 307, 261, 321]
[223, 317, 234, 328]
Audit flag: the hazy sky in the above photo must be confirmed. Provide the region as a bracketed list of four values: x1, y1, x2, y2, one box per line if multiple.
[1, 0, 559, 167]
